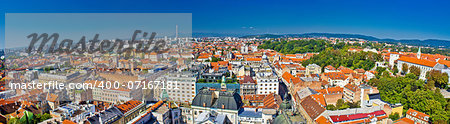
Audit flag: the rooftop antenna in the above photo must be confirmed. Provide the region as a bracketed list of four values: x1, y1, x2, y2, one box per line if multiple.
[175, 25, 179, 41]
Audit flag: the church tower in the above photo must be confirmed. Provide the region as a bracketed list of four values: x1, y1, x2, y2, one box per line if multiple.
[417, 47, 421, 59]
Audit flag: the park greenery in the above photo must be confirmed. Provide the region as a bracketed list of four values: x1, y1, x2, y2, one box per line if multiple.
[258, 39, 329, 54]
[326, 99, 360, 110]
[426, 70, 449, 89]
[8, 113, 52, 124]
[258, 39, 382, 70]
[204, 56, 222, 62]
[302, 48, 383, 70]
[389, 112, 400, 121]
[368, 74, 449, 123]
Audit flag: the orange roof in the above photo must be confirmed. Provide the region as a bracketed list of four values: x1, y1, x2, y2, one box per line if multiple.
[243, 94, 266, 102]
[325, 65, 336, 70]
[218, 61, 229, 66]
[282, 71, 302, 85]
[200, 53, 213, 56]
[394, 118, 414, 124]
[245, 58, 262, 61]
[310, 94, 326, 107]
[344, 83, 358, 92]
[398, 56, 437, 67]
[115, 100, 142, 113]
[290, 58, 307, 62]
[210, 62, 219, 67]
[316, 87, 343, 94]
[197, 55, 210, 59]
[324, 72, 347, 80]
[355, 69, 365, 73]
[150, 52, 158, 55]
[47, 93, 58, 102]
[315, 116, 332, 124]
[406, 108, 429, 122]
[62, 120, 77, 124]
[148, 100, 164, 112]
[438, 59, 450, 67]
[262, 93, 281, 109]
[340, 69, 354, 74]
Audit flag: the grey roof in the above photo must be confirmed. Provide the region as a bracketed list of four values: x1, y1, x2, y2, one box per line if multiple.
[212, 90, 243, 110]
[273, 113, 289, 124]
[191, 89, 215, 107]
[215, 114, 228, 124]
[238, 109, 262, 118]
[195, 112, 213, 123]
[307, 64, 320, 68]
[434, 63, 448, 70]
[87, 107, 124, 124]
[368, 93, 381, 100]
[192, 87, 242, 110]
[297, 87, 318, 100]
[300, 77, 320, 82]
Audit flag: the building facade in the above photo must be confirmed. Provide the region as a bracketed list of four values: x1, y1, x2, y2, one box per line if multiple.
[166, 71, 197, 104]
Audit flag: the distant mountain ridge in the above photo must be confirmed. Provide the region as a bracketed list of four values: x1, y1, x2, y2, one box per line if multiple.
[237, 33, 450, 48]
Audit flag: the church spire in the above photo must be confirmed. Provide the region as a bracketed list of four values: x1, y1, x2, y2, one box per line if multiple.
[417, 47, 421, 59]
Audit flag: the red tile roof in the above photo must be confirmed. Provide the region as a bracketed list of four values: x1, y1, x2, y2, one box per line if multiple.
[115, 100, 142, 114]
[344, 83, 358, 92]
[240, 76, 256, 84]
[325, 65, 336, 70]
[438, 59, 450, 67]
[47, 93, 58, 102]
[300, 96, 326, 120]
[329, 110, 386, 123]
[394, 118, 414, 124]
[62, 120, 77, 124]
[263, 93, 282, 109]
[310, 94, 326, 107]
[245, 58, 262, 61]
[197, 55, 210, 59]
[406, 108, 429, 122]
[316, 116, 332, 124]
[316, 87, 343, 94]
[398, 56, 437, 67]
[324, 72, 347, 80]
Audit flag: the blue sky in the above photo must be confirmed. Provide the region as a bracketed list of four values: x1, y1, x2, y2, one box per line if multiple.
[5, 13, 192, 48]
[1, 0, 450, 48]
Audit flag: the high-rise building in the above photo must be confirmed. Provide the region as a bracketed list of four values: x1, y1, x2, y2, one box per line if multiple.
[166, 71, 197, 104]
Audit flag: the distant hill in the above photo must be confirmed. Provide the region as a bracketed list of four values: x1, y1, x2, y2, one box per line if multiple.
[193, 32, 247, 38]
[240, 33, 450, 48]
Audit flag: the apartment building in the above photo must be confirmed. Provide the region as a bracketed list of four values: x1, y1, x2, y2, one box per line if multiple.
[166, 71, 197, 104]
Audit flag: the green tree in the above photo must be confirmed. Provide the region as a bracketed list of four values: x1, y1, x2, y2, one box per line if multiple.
[377, 75, 448, 123]
[335, 99, 350, 110]
[426, 80, 435, 90]
[427, 70, 449, 89]
[197, 79, 206, 83]
[406, 73, 417, 80]
[326, 104, 336, 110]
[402, 63, 408, 74]
[409, 66, 421, 77]
[389, 112, 400, 120]
[8, 117, 19, 124]
[40, 113, 52, 122]
[393, 66, 399, 75]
